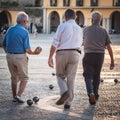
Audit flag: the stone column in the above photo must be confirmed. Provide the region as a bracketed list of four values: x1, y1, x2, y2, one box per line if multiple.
[102, 18, 110, 32]
[108, 18, 112, 31]
[60, 17, 63, 24]
[84, 18, 88, 26]
[102, 18, 106, 28]
[107, 18, 110, 32]
[46, 14, 50, 34]
[43, 8, 46, 33]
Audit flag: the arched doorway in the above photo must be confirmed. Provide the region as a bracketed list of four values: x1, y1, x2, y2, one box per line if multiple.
[76, 11, 84, 27]
[50, 11, 60, 33]
[0, 11, 11, 33]
[110, 11, 120, 33]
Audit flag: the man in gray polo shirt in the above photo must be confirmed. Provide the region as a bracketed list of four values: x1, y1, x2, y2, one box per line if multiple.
[82, 11, 114, 105]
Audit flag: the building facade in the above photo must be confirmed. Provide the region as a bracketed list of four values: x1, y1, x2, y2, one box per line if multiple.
[43, 0, 120, 33]
[0, 0, 120, 34]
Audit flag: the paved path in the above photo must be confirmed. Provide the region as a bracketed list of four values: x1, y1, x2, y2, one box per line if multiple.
[0, 34, 120, 120]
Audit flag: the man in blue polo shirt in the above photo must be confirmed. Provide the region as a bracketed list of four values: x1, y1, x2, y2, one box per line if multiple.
[3, 12, 42, 103]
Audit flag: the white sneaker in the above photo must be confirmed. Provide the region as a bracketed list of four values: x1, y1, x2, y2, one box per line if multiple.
[15, 96, 25, 103]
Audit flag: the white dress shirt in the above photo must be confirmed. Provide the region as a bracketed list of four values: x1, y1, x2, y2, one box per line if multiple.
[52, 20, 83, 50]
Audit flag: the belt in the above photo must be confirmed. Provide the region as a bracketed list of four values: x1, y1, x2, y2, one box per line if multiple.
[57, 49, 81, 54]
[8, 52, 24, 54]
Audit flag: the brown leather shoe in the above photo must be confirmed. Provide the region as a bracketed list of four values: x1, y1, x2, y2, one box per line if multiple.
[89, 93, 96, 105]
[56, 91, 69, 105]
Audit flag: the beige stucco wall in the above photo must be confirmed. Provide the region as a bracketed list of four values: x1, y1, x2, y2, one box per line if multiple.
[45, 7, 120, 25]
[84, 0, 91, 6]
[1, 0, 120, 33]
[9, 10, 21, 25]
[57, 0, 63, 7]
[99, 0, 113, 6]
[43, 0, 49, 7]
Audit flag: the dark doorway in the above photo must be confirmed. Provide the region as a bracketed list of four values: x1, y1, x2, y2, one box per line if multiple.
[76, 11, 84, 27]
[111, 11, 120, 33]
[0, 11, 11, 33]
[50, 11, 60, 33]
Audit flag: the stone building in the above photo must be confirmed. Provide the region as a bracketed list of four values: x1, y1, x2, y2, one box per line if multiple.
[43, 0, 120, 34]
[0, 0, 120, 34]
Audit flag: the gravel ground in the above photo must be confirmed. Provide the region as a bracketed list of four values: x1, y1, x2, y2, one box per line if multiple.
[0, 34, 120, 120]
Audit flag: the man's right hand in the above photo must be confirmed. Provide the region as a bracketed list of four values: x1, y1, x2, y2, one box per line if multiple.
[110, 61, 114, 70]
[48, 57, 54, 68]
[26, 47, 42, 55]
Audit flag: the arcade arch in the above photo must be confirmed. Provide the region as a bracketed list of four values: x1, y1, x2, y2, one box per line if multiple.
[75, 11, 84, 27]
[0, 10, 11, 33]
[110, 11, 120, 33]
[49, 11, 60, 33]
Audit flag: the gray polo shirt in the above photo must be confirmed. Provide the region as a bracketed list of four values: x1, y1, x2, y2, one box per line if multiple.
[83, 24, 111, 53]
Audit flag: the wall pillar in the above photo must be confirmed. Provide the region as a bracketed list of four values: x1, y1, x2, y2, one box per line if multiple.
[103, 18, 110, 32]
[84, 18, 88, 26]
[43, 8, 46, 33]
[71, 0, 75, 7]
[58, 0, 63, 7]
[46, 14, 50, 34]
[60, 17, 63, 24]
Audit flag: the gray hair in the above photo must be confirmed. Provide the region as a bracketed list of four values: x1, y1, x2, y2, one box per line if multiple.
[16, 12, 28, 23]
[91, 11, 102, 21]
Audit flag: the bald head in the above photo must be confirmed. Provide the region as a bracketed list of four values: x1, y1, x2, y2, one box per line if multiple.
[91, 11, 102, 24]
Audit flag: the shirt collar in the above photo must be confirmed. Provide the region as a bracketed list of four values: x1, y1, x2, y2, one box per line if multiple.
[92, 23, 100, 26]
[16, 24, 24, 28]
[66, 20, 75, 23]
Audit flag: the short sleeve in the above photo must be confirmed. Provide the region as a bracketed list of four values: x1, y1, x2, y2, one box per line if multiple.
[105, 30, 111, 45]
[23, 32, 31, 50]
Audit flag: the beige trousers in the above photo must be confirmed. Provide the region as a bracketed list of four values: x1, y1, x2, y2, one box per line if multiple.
[6, 53, 28, 83]
[56, 50, 80, 105]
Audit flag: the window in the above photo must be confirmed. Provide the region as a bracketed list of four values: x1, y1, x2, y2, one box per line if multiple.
[91, 0, 98, 6]
[50, 0, 57, 6]
[35, 0, 42, 7]
[113, 0, 120, 6]
[76, 0, 83, 6]
[63, 0, 70, 6]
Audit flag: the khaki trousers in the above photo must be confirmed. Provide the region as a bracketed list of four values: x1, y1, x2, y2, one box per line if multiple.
[6, 54, 28, 83]
[56, 50, 80, 105]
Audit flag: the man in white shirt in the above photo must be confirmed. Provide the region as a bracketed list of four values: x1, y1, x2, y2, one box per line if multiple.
[48, 9, 83, 109]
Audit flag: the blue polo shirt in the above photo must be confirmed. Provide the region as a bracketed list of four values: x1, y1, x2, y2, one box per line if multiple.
[3, 24, 30, 53]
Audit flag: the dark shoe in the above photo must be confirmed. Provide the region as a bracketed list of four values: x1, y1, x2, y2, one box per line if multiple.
[12, 97, 18, 102]
[89, 93, 96, 105]
[64, 104, 71, 109]
[56, 91, 69, 105]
